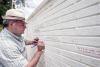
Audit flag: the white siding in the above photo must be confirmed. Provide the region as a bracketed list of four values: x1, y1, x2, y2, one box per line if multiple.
[25, 0, 100, 67]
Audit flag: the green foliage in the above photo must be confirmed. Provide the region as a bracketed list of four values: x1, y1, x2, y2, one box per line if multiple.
[0, 0, 11, 25]
[0, 0, 12, 16]
[0, 24, 3, 31]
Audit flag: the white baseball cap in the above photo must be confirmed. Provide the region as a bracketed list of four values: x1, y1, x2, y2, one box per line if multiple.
[3, 9, 25, 20]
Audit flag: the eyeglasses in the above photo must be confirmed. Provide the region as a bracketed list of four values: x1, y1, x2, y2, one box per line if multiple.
[8, 19, 27, 24]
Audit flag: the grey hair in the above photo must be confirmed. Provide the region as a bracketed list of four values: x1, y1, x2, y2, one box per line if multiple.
[3, 19, 10, 28]
[3, 19, 7, 24]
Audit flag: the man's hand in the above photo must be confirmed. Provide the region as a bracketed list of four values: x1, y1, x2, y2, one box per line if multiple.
[37, 41, 45, 51]
[25, 37, 39, 45]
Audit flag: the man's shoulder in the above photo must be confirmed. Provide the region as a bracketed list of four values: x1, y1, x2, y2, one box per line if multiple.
[0, 34, 11, 42]
[0, 40, 18, 53]
[0, 35, 18, 48]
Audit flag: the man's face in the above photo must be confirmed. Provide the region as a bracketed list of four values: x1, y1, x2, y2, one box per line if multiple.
[10, 20, 26, 36]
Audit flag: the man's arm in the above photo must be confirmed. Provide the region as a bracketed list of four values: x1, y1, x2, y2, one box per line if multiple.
[27, 50, 43, 67]
[25, 40, 34, 45]
[27, 41, 45, 67]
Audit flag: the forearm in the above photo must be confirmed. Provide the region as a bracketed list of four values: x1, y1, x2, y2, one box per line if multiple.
[25, 37, 39, 45]
[25, 40, 38, 45]
[25, 40, 33, 45]
[27, 50, 43, 67]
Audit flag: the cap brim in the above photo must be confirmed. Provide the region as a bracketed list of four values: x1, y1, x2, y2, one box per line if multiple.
[3, 16, 25, 20]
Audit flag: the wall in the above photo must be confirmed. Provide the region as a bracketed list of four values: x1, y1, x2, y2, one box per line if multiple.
[24, 0, 100, 67]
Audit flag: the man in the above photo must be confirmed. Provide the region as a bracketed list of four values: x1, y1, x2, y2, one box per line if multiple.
[0, 9, 45, 67]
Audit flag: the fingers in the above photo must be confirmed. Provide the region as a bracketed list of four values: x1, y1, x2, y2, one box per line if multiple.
[33, 37, 39, 45]
[37, 41, 45, 51]
[32, 37, 45, 51]
[34, 37, 39, 42]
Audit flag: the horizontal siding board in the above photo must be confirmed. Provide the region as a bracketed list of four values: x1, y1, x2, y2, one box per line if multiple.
[45, 50, 91, 67]
[38, 0, 100, 25]
[44, 41, 100, 58]
[38, 26, 100, 36]
[39, 15, 100, 31]
[31, 0, 67, 23]
[45, 55, 72, 67]
[40, 3, 100, 27]
[30, 0, 81, 25]
[47, 0, 99, 19]
[39, 36, 100, 47]
[45, 45, 100, 67]
[36, 0, 67, 20]
[39, 0, 98, 21]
